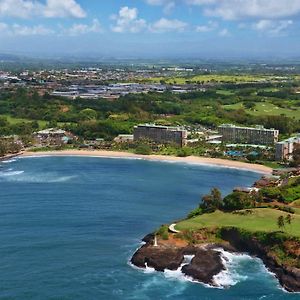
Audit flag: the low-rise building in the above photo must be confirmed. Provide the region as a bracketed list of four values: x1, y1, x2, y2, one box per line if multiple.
[34, 128, 75, 146]
[114, 134, 134, 143]
[218, 124, 279, 145]
[133, 124, 188, 147]
[275, 134, 300, 161]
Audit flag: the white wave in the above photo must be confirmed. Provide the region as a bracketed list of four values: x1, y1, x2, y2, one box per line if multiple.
[0, 170, 77, 183]
[2, 159, 16, 163]
[163, 255, 195, 282]
[12, 174, 77, 183]
[144, 263, 156, 274]
[0, 170, 24, 177]
[212, 248, 250, 288]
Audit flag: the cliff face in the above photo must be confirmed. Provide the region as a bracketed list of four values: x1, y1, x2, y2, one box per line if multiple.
[221, 228, 300, 293]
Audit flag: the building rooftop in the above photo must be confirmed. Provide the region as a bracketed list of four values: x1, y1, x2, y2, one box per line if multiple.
[219, 124, 277, 132]
[134, 124, 186, 131]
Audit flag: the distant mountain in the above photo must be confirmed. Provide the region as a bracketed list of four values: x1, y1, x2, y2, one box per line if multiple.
[0, 53, 21, 61]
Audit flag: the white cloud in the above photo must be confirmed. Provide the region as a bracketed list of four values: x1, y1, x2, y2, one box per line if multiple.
[43, 0, 86, 18]
[218, 28, 230, 36]
[145, 0, 170, 4]
[0, 21, 8, 30]
[163, 1, 175, 14]
[186, 0, 216, 4]
[111, 6, 147, 33]
[145, 0, 176, 14]
[12, 24, 54, 35]
[195, 0, 300, 20]
[0, 22, 54, 35]
[253, 19, 293, 35]
[64, 19, 102, 36]
[196, 20, 218, 32]
[146, 0, 300, 21]
[150, 17, 187, 32]
[0, 0, 86, 18]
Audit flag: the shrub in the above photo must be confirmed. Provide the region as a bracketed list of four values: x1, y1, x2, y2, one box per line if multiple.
[278, 206, 295, 214]
[156, 225, 169, 240]
[177, 147, 191, 157]
[187, 207, 203, 219]
[134, 144, 151, 155]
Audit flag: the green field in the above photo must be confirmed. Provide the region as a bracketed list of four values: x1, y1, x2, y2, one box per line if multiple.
[0, 114, 72, 128]
[223, 102, 300, 120]
[147, 74, 281, 84]
[0, 114, 48, 126]
[176, 208, 300, 237]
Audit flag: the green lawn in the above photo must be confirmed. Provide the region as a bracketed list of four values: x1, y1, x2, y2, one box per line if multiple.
[0, 114, 48, 127]
[176, 208, 300, 237]
[0, 114, 72, 128]
[223, 102, 300, 120]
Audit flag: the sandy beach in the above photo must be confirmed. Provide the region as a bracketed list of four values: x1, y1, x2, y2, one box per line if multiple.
[21, 150, 273, 174]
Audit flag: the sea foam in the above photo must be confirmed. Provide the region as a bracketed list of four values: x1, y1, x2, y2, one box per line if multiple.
[213, 248, 251, 288]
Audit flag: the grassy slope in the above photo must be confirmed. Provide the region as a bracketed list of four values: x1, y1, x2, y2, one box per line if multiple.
[176, 208, 300, 237]
[223, 102, 300, 120]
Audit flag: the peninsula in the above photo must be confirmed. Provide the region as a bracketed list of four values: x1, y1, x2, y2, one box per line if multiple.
[131, 169, 300, 292]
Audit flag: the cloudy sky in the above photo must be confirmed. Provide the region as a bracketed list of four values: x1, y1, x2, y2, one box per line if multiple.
[0, 0, 299, 58]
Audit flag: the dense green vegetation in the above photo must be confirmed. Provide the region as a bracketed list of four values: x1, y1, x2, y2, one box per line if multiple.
[1, 80, 300, 141]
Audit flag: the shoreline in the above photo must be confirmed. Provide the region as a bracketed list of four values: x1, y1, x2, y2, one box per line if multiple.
[21, 149, 272, 174]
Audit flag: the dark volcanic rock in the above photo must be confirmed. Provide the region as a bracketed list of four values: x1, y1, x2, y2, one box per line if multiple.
[131, 245, 185, 271]
[142, 233, 154, 243]
[131, 242, 226, 285]
[181, 249, 225, 285]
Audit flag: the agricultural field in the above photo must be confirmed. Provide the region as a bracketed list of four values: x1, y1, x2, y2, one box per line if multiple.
[176, 208, 300, 237]
[147, 74, 288, 84]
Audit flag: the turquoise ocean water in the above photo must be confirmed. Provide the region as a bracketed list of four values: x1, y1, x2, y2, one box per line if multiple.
[0, 156, 298, 300]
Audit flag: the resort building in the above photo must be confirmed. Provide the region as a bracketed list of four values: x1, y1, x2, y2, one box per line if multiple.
[114, 134, 134, 143]
[275, 134, 300, 161]
[218, 124, 279, 145]
[34, 128, 75, 146]
[133, 124, 188, 147]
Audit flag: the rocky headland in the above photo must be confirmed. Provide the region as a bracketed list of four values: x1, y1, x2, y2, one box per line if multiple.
[131, 229, 300, 292]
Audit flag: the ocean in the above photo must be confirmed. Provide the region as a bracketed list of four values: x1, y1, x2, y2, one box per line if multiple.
[0, 156, 298, 300]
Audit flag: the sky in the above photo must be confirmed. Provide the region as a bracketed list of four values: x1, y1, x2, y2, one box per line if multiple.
[0, 0, 300, 59]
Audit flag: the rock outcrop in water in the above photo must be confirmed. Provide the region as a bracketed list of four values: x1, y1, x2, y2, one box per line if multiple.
[131, 235, 226, 286]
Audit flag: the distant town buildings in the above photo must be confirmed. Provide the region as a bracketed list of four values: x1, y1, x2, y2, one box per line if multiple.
[133, 124, 188, 147]
[275, 134, 300, 161]
[218, 124, 279, 145]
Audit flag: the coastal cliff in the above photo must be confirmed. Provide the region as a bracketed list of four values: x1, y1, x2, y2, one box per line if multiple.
[131, 229, 300, 292]
[220, 228, 300, 293]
